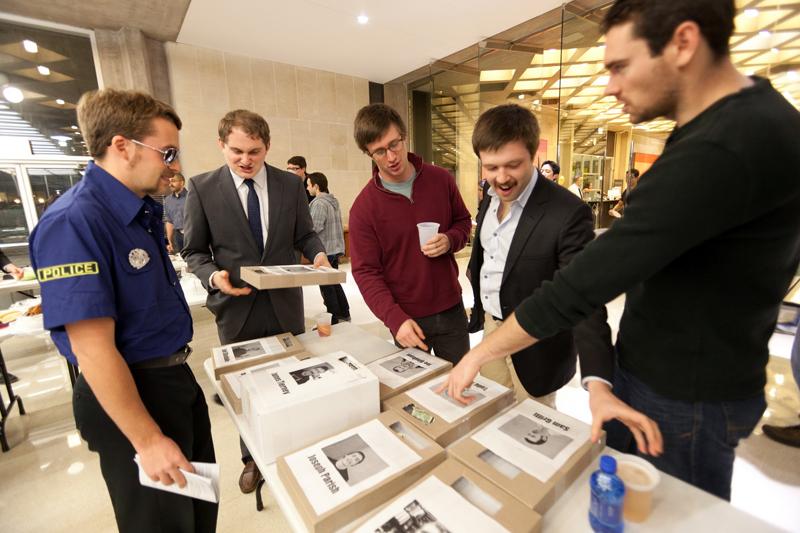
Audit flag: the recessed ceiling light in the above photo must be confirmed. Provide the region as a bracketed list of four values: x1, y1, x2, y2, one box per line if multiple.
[744, 9, 759, 18]
[787, 71, 798, 81]
[518, 94, 525, 100]
[71, 125, 78, 129]
[23, 40, 38, 54]
[2, 86, 24, 103]
[56, 98, 65, 105]
[37, 65, 50, 76]
[759, 30, 771, 37]
[357, 14, 368, 25]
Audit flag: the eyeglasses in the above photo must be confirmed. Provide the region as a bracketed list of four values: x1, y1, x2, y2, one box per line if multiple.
[130, 139, 180, 166]
[367, 136, 405, 159]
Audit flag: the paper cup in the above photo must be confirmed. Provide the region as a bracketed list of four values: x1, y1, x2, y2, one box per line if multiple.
[315, 312, 333, 337]
[417, 222, 440, 249]
[616, 454, 660, 523]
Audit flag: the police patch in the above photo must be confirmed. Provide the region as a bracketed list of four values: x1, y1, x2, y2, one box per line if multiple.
[37, 262, 99, 282]
[128, 248, 150, 269]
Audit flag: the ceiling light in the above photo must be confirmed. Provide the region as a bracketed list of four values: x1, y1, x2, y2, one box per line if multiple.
[2, 86, 24, 103]
[23, 40, 38, 54]
[56, 98, 65, 105]
[759, 30, 771, 37]
[787, 71, 798, 81]
[71, 125, 78, 129]
[357, 14, 368, 25]
[37, 65, 50, 76]
[518, 94, 525, 100]
[744, 9, 759, 18]
[771, 48, 779, 53]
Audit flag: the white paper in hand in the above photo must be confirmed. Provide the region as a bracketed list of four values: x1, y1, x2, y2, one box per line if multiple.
[134, 455, 220, 503]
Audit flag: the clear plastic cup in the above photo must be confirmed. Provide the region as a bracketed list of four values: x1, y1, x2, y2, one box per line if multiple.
[417, 222, 440, 249]
[616, 454, 660, 523]
[315, 312, 333, 337]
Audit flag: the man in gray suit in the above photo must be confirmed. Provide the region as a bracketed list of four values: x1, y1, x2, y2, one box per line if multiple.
[183, 109, 328, 493]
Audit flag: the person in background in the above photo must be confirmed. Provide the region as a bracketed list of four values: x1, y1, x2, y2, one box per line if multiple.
[568, 174, 584, 199]
[0, 250, 23, 279]
[287, 155, 313, 203]
[307, 171, 351, 323]
[540, 160, 560, 183]
[762, 324, 800, 447]
[164, 173, 187, 254]
[609, 168, 640, 217]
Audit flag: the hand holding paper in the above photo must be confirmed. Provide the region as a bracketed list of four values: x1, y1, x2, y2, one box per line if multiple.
[587, 381, 663, 456]
[135, 455, 220, 503]
[136, 433, 194, 487]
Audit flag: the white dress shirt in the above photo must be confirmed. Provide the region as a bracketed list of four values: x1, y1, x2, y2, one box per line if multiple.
[479, 170, 538, 318]
[229, 164, 269, 245]
[209, 165, 269, 289]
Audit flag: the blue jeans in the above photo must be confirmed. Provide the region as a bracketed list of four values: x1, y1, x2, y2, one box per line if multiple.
[605, 365, 766, 501]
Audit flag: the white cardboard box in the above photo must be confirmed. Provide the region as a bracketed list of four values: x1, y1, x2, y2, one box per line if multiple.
[240, 351, 379, 464]
[240, 264, 346, 290]
[212, 332, 305, 378]
[220, 356, 300, 414]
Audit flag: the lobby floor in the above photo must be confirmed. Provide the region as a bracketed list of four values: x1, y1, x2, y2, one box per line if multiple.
[0, 257, 797, 532]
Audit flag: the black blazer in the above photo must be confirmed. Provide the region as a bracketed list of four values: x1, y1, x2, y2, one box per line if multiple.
[468, 176, 614, 396]
[183, 163, 324, 341]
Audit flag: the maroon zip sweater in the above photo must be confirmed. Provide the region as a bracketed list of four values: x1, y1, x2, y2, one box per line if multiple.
[349, 152, 472, 335]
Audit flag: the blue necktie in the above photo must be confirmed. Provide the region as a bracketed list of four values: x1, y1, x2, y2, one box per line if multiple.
[244, 179, 264, 256]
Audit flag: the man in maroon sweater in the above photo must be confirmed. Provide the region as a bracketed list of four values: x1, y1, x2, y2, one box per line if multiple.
[349, 104, 472, 363]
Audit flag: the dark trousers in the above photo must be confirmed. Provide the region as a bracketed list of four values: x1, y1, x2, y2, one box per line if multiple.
[217, 290, 285, 463]
[605, 364, 766, 501]
[172, 230, 185, 253]
[319, 254, 350, 322]
[394, 302, 470, 364]
[73, 365, 217, 533]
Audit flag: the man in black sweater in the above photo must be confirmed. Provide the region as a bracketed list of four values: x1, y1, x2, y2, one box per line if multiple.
[440, 0, 800, 501]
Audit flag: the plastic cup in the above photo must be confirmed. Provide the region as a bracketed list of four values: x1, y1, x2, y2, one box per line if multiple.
[417, 222, 440, 249]
[316, 312, 333, 337]
[616, 454, 660, 523]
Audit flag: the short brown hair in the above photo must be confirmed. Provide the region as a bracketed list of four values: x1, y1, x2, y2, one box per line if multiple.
[218, 109, 270, 145]
[353, 104, 407, 153]
[472, 104, 540, 158]
[77, 89, 181, 160]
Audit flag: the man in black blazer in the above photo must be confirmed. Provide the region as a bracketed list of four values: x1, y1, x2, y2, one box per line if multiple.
[183, 109, 328, 492]
[467, 104, 614, 405]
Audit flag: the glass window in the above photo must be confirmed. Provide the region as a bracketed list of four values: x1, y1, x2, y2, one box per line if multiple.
[28, 166, 85, 217]
[0, 168, 29, 244]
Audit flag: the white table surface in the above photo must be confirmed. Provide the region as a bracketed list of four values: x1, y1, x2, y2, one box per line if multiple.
[0, 278, 39, 297]
[205, 324, 782, 533]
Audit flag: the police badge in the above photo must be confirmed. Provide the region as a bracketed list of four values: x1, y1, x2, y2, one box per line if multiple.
[128, 248, 150, 269]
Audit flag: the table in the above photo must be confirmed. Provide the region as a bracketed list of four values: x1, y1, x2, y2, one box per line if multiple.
[205, 324, 780, 532]
[0, 278, 39, 298]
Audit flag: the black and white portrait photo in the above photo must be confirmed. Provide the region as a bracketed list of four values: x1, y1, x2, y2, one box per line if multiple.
[229, 340, 265, 361]
[498, 414, 572, 459]
[289, 362, 334, 385]
[380, 355, 425, 378]
[322, 433, 388, 486]
[373, 499, 451, 533]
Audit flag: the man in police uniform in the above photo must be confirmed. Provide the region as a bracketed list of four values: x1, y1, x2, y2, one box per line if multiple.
[30, 89, 216, 532]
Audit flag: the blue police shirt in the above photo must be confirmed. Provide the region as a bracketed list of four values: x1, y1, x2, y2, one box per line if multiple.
[29, 162, 192, 366]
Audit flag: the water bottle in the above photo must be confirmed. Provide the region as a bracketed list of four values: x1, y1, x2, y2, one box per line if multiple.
[589, 455, 625, 533]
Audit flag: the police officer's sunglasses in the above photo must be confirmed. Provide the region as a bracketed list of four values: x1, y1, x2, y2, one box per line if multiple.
[130, 139, 180, 166]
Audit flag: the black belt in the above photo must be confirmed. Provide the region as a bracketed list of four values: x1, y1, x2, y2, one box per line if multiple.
[130, 345, 192, 370]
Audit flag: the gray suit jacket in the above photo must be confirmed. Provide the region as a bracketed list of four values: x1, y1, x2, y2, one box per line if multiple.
[182, 163, 325, 340]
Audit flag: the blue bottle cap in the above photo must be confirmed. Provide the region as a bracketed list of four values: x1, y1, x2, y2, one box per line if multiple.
[600, 455, 617, 474]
